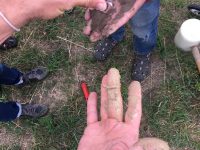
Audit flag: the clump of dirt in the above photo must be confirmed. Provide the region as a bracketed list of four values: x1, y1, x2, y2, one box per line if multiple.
[91, 0, 136, 36]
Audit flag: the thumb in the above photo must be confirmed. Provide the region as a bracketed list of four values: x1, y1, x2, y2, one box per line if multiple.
[87, 0, 107, 11]
[130, 138, 170, 150]
[72, 0, 106, 10]
[96, 2, 107, 11]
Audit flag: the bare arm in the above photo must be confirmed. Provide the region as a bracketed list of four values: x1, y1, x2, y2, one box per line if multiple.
[0, 0, 107, 44]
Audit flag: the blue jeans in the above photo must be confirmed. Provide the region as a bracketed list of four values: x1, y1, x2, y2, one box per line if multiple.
[110, 0, 160, 55]
[0, 64, 23, 85]
[0, 102, 21, 121]
[0, 64, 23, 121]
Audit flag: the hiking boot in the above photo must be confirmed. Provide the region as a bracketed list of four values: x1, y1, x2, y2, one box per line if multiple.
[22, 66, 48, 84]
[131, 53, 151, 82]
[94, 37, 118, 61]
[21, 103, 48, 117]
[0, 36, 18, 50]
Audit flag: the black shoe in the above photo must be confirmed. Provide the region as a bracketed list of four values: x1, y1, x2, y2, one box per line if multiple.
[0, 36, 18, 50]
[21, 103, 48, 118]
[94, 37, 118, 61]
[131, 53, 151, 82]
[188, 4, 200, 16]
[22, 66, 48, 84]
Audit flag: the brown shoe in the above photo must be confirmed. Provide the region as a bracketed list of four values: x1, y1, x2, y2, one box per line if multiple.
[21, 103, 48, 118]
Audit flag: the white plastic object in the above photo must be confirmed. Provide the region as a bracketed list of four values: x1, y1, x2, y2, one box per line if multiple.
[174, 18, 200, 52]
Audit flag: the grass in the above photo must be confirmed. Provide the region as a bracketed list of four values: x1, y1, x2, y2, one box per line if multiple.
[0, 0, 200, 149]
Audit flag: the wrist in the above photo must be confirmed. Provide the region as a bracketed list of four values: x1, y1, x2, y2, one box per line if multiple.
[0, 1, 31, 29]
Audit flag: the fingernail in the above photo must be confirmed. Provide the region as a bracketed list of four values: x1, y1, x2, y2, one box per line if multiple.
[97, 3, 107, 11]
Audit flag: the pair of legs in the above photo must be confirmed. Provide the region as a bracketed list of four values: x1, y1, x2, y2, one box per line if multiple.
[94, 0, 160, 81]
[0, 64, 48, 122]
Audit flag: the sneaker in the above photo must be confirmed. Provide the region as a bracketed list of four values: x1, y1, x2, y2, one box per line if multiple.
[94, 37, 118, 61]
[131, 53, 151, 82]
[0, 36, 18, 50]
[22, 66, 48, 84]
[188, 4, 200, 16]
[21, 103, 48, 118]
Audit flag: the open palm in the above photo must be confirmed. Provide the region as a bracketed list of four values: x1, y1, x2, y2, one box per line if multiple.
[83, 0, 146, 41]
[78, 68, 169, 150]
[78, 119, 140, 150]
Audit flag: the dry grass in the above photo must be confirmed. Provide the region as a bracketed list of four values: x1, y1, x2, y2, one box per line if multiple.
[0, 1, 200, 150]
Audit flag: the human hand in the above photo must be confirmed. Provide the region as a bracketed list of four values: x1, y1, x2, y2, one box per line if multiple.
[25, 0, 107, 20]
[78, 68, 170, 150]
[0, 0, 107, 28]
[83, 0, 146, 42]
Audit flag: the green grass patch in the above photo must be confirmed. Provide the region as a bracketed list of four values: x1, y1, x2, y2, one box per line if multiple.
[0, 0, 200, 149]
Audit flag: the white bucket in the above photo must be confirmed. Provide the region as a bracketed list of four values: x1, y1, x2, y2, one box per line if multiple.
[174, 19, 200, 52]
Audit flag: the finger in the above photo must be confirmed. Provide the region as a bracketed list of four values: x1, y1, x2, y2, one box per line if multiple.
[95, 2, 107, 11]
[87, 92, 98, 125]
[102, 1, 142, 37]
[102, 16, 130, 38]
[40, 9, 65, 20]
[86, 0, 107, 11]
[125, 81, 142, 128]
[106, 68, 123, 121]
[85, 9, 91, 21]
[90, 31, 102, 42]
[83, 20, 92, 35]
[100, 75, 108, 120]
[130, 138, 170, 150]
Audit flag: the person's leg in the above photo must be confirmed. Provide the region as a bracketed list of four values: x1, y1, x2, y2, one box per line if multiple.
[130, 0, 160, 55]
[130, 0, 160, 81]
[93, 26, 125, 61]
[0, 65, 49, 122]
[0, 64, 48, 85]
[109, 26, 125, 42]
[0, 102, 20, 121]
[0, 101, 48, 122]
[0, 64, 23, 85]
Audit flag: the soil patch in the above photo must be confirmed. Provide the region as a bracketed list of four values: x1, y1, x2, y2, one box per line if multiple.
[30, 71, 69, 112]
[0, 127, 35, 150]
[141, 54, 165, 95]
